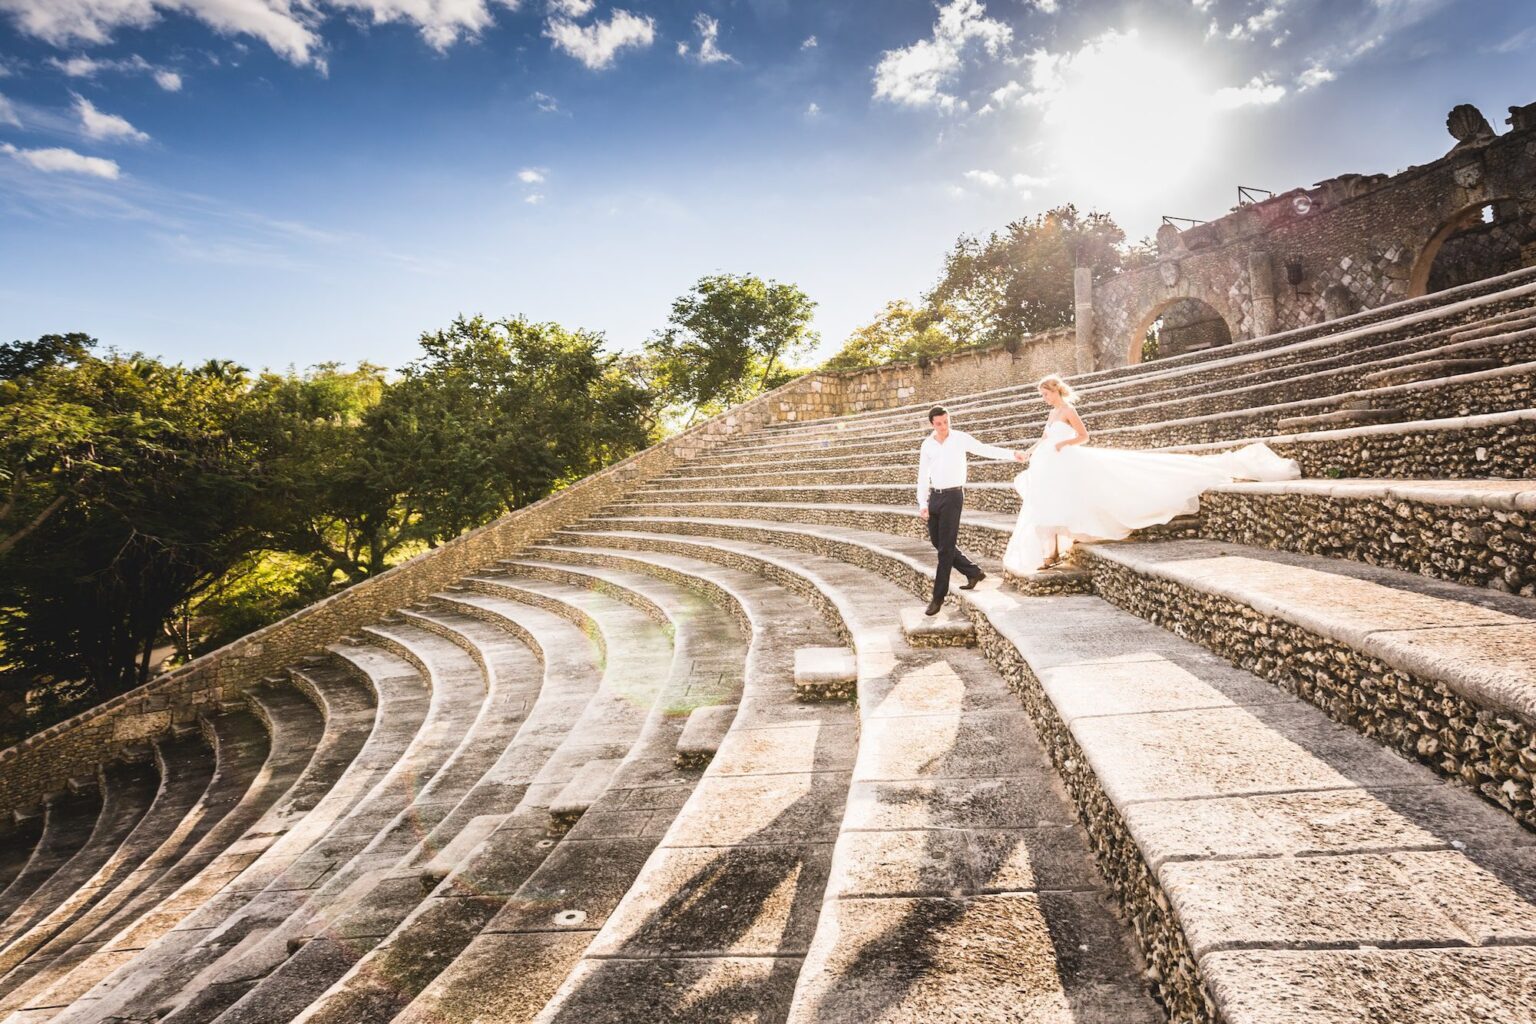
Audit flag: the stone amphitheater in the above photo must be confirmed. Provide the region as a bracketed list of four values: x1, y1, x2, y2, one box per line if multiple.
[2, 118, 1536, 1024]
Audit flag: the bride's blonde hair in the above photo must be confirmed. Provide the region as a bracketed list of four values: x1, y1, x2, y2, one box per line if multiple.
[1037, 374, 1079, 406]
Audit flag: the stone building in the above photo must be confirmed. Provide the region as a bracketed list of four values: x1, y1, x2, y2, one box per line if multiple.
[1074, 100, 1536, 370]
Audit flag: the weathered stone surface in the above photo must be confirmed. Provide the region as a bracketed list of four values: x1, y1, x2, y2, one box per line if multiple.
[898, 606, 977, 647]
[793, 646, 858, 703]
[673, 704, 736, 768]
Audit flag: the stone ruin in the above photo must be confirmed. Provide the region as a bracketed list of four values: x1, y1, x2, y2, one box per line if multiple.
[1074, 100, 1536, 370]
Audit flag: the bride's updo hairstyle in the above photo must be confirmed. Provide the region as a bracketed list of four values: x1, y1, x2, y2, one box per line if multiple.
[1037, 374, 1079, 406]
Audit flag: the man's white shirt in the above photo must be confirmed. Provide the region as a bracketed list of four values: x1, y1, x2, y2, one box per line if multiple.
[916, 429, 1015, 511]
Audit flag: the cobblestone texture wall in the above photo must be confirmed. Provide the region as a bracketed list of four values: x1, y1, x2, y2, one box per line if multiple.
[0, 372, 840, 815]
[1090, 101, 1536, 369]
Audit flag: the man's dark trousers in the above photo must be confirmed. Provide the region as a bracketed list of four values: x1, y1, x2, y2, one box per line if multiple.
[927, 487, 979, 603]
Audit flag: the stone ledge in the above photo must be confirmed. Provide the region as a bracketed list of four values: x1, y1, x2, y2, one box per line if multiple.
[793, 647, 857, 703]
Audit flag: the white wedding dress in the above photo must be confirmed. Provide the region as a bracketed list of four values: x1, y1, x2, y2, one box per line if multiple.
[1003, 418, 1301, 574]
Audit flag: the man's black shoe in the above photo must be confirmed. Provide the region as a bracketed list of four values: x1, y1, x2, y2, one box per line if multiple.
[960, 571, 986, 590]
[924, 599, 944, 616]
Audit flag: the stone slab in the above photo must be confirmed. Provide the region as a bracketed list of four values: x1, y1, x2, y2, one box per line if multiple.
[585, 843, 832, 957]
[1200, 946, 1536, 1024]
[794, 646, 858, 702]
[673, 705, 736, 769]
[899, 606, 977, 648]
[787, 892, 1160, 1024]
[549, 759, 622, 829]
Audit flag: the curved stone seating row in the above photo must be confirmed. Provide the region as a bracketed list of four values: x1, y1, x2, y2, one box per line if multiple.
[741, 277, 1536, 446]
[507, 546, 853, 1024]
[745, 268, 1536, 443]
[735, 302, 1536, 456]
[304, 584, 627, 1023]
[48, 664, 379, 1024]
[528, 529, 1159, 1024]
[553, 476, 1536, 1022]
[695, 357, 1536, 467]
[384, 565, 740, 1023]
[0, 695, 310, 1016]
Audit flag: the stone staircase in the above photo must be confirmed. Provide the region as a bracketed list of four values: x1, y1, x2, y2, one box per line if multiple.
[1, 269, 1534, 1024]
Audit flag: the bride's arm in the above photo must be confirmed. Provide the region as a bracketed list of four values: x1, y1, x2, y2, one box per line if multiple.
[1054, 409, 1089, 451]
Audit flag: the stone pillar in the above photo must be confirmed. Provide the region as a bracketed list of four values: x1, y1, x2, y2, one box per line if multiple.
[1072, 266, 1095, 373]
[1248, 250, 1277, 339]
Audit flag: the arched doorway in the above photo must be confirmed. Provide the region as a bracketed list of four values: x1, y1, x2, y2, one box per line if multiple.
[1408, 199, 1527, 297]
[1131, 297, 1233, 364]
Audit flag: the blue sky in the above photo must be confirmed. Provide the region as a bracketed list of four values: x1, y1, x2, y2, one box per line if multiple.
[1, 0, 1532, 370]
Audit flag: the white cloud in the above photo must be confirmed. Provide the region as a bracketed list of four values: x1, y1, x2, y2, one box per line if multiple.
[1, 142, 120, 178]
[517, 167, 546, 184]
[1, 0, 325, 66]
[49, 52, 185, 90]
[50, 54, 104, 76]
[0, 93, 18, 127]
[530, 90, 560, 112]
[1029, 0, 1058, 11]
[328, 0, 515, 52]
[1213, 75, 1285, 108]
[548, 0, 591, 15]
[963, 168, 1004, 188]
[524, 192, 545, 204]
[962, 168, 1047, 194]
[1297, 63, 1334, 89]
[544, 8, 655, 69]
[74, 94, 151, 142]
[2, 0, 524, 66]
[1224, 2, 1286, 42]
[805, 100, 820, 117]
[678, 12, 733, 64]
[873, 0, 1011, 114]
[800, 34, 816, 49]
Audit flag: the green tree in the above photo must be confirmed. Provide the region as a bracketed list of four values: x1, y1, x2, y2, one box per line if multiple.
[645, 273, 819, 424]
[822, 300, 957, 371]
[925, 204, 1130, 347]
[0, 349, 287, 722]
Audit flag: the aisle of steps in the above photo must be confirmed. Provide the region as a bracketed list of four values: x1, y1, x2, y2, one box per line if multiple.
[4, 268, 1535, 1024]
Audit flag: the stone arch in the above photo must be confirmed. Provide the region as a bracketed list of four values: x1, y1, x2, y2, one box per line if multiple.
[1406, 197, 1526, 298]
[1129, 296, 1234, 364]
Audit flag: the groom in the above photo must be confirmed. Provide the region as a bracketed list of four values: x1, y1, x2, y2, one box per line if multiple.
[917, 406, 1025, 615]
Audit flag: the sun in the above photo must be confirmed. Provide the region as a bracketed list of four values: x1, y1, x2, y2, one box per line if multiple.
[1026, 30, 1222, 204]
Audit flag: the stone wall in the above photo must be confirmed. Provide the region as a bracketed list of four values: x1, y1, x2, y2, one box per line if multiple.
[0, 372, 841, 815]
[1082, 100, 1536, 369]
[820, 328, 1076, 413]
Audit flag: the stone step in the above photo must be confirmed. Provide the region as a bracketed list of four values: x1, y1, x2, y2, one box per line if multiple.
[0, 708, 284, 1013]
[190, 613, 543, 1024]
[744, 282, 1536, 447]
[0, 783, 112, 930]
[966, 585, 1536, 1024]
[137, 642, 438, 1024]
[1200, 477, 1536, 596]
[548, 759, 622, 832]
[712, 307, 1536, 459]
[1076, 538, 1536, 829]
[288, 583, 622, 1024]
[1273, 406, 1403, 431]
[486, 543, 854, 1024]
[529, 526, 1159, 1023]
[794, 646, 858, 702]
[898, 604, 978, 646]
[51, 658, 410, 1024]
[0, 816, 44, 897]
[673, 705, 736, 768]
[299, 564, 725, 1023]
[1359, 357, 1502, 387]
[0, 738, 208, 979]
[415, 813, 508, 889]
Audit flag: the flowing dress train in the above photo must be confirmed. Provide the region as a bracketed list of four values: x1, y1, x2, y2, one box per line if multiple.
[1003, 419, 1300, 574]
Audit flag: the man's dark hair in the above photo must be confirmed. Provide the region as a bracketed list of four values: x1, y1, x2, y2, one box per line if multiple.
[928, 405, 948, 423]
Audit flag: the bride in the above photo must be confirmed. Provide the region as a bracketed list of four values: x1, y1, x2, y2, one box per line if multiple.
[1003, 374, 1300, 574]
